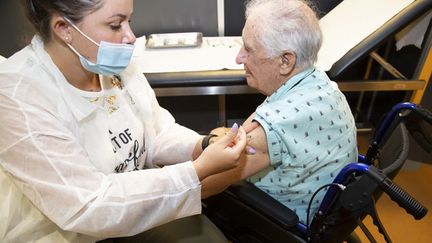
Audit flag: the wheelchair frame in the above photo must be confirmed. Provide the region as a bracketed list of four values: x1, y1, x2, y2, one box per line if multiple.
[203, 102, 431, 243]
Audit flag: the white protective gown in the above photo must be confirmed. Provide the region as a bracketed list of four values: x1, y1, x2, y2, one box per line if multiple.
[0, 36, 203, 242]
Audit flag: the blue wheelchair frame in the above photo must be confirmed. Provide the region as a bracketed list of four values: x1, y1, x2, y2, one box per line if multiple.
[203, 102, 431, 243]
[299, 102, 430, 241]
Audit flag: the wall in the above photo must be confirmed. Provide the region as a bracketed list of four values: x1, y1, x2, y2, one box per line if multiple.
[131, 0, 218, 37]
[0, 0, 34, 57]
[0, 0, 220, 57]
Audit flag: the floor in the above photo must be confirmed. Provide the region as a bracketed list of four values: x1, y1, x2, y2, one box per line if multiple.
[354, 131, 432, 242]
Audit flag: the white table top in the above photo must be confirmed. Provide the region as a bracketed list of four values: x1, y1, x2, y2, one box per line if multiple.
[133, 0, 414, 74]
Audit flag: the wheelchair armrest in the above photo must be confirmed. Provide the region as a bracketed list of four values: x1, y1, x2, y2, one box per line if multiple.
[226, 181, 299, 229]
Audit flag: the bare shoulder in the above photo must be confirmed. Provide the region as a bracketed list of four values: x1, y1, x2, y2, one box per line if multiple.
[246, 123, 268, 154]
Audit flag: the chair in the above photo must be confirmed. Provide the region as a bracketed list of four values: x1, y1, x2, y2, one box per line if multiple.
[203, 102, 431, 243]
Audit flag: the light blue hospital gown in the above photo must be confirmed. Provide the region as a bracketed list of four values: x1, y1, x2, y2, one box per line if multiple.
[249, 68, 358, 223]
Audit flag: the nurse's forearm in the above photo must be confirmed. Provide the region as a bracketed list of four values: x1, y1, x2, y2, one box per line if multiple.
[200, 152, 269, 198]
[191, 136, 204, 160]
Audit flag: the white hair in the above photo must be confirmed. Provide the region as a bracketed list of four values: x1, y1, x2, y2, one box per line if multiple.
[245, 0, 322, 69]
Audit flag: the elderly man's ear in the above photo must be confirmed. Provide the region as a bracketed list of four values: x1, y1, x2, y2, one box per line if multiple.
[279, 52, 296, 76]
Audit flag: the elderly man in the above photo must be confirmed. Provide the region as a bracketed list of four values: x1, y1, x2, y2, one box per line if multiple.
[201, 0, 357, 223]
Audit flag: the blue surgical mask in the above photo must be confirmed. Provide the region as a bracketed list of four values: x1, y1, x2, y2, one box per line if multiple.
[64, 18, 135, 76]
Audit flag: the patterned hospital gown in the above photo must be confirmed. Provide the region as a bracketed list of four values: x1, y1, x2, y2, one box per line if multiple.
[249, 67, 358, 223]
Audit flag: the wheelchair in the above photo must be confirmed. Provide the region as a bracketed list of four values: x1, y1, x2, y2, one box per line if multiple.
[203, 102, 431, 243]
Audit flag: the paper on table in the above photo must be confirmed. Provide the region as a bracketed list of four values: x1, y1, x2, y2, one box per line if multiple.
[317, 0, 414, 71]
[134, 36, 244, 73]
[395, 11, 432, 51]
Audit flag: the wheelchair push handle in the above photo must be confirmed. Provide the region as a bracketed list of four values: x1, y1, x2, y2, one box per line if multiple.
[367, 166, 428, 220]
[380, 177, 428, 220]
[413, 106, 432, 125]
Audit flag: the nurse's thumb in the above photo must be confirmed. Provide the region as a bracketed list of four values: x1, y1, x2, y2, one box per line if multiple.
[218, 123, 239, 146]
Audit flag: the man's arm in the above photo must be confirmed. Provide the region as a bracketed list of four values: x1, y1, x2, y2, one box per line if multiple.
[242, 112, 259, 134]
[200, 121, 270, 198]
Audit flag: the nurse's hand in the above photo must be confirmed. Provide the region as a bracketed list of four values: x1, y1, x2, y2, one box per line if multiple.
[193, 123, 247, 181]
[208, 120, 258, 155]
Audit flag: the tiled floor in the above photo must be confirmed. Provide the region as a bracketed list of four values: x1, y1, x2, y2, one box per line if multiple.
[355, 132, 432, 242]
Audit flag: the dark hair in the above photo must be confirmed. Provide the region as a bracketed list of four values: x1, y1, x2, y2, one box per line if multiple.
[21, 0, 103, 41]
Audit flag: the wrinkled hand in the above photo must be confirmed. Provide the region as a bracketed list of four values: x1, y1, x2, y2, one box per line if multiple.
[207, 126, 232, 147]
[193, 123, 247, 180]
[209, 126, 231, 138]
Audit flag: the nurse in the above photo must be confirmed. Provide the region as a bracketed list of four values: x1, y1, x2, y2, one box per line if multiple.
[0, 0, 247, 242]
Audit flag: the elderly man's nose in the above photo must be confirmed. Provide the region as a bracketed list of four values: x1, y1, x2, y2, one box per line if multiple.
[236, 47, 246, 64]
